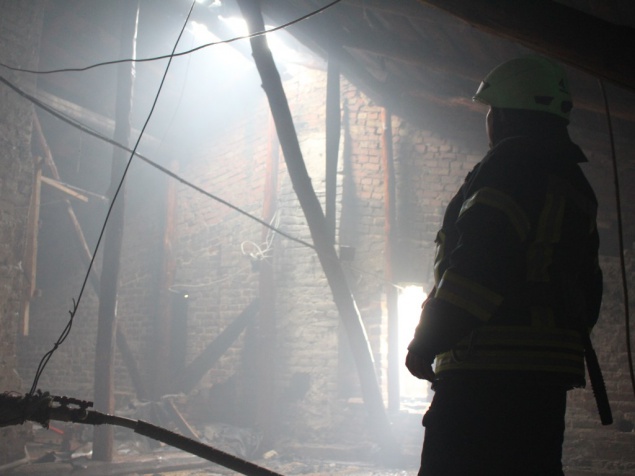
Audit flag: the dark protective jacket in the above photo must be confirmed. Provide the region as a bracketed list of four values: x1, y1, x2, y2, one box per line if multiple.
[408, 133, 602, 388]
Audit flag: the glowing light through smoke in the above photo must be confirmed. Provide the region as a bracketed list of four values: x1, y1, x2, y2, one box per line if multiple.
[398, 285, 430, 406]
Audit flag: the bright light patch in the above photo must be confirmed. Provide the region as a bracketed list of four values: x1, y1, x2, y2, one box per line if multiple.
[190, 21, 216, 42]
[398, 285, 427, 355]
[218, 16, 305, 65]
[397, 285, 430, 405]
[189, 21, 251, 69]
[219, 15, 249, 36]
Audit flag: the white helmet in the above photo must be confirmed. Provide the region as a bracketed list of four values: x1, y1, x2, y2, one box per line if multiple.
[473, 56, 573, 122]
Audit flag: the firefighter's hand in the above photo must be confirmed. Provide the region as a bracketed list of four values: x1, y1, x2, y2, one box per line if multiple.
[405, 350, 435, 382]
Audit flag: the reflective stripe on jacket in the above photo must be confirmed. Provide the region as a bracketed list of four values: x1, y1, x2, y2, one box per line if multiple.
[435, 325, 585, 380]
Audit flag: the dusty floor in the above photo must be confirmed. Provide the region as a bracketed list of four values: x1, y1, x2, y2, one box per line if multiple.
[4, 422, 627, 476]
[7, 448, 419, 476]
[5, 425, 420, 476]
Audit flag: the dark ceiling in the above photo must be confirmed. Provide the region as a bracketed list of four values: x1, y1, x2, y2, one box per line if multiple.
[260, 0, 635, 126]
[32, 0, 635, 146]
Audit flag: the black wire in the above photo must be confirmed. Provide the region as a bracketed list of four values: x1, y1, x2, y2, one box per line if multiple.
[0, 0, 343, 75]
[598, 78, 635, 399]
[27, 0, 198, 398]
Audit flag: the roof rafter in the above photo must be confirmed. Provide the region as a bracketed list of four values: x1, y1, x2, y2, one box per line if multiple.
[417, 0, 635, 92]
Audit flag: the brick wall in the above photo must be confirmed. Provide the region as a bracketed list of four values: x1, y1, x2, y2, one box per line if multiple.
[562, 255, 635, 474]
[0, 0, 45, 464]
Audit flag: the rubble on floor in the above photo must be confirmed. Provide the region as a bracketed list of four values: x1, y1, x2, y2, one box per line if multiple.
[2, 419, 419, 476]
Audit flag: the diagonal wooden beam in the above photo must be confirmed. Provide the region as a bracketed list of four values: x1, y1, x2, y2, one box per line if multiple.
[239, 0, 398, 456]
[178, 299, 259, 394]
[417, 0, 635, 92]
[33, 113, 148, 400]
[40, 176, 89, 202]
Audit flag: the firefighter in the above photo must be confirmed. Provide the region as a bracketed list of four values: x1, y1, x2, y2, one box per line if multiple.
[405, 56, 603, 476]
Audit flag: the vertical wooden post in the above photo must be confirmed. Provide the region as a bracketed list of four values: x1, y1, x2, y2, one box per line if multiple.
[236, 0, 397, 454]
[381, 108, 400, 413]
[92, 1, 138, 461]
[325, 58, 340, 244]
[256, 118, 280, 449]
[153, 160, 179, 398]
[22, 157, 42, 335]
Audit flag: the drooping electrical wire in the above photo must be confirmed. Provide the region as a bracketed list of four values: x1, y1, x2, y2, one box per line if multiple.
[0, 0, 343, 75]
[598, 78, 635, 398]
[26, 0, 198, 398]
[241, 210, 281, 261]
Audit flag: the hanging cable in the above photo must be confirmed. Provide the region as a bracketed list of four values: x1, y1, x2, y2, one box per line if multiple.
[0, 0, 343, 75]
[27, 0, 198, 398]
[599, 78, 635, 398]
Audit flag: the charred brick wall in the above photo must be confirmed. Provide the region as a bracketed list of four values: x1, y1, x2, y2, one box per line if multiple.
[563, 255, 635, 474]
[0, 0, 45, 464]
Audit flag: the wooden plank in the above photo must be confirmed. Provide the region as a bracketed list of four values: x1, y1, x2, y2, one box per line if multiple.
[325, 58, 340, 243]
[381, 108, 400, 413]
[92, 1, 138, 461]
[179, 299, 259, 393]
[164, 398, 200, 440]
[40, 176, 88, 202]
[33, 114, 93, 262]
[21, 158, 43, 336]
[33, 90, 161, 150]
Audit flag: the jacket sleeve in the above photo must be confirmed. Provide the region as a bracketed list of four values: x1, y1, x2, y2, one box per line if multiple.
[407, 294, 482, 360]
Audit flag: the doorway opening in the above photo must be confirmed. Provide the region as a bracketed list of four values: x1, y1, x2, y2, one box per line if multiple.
[397, 285, 430, 411]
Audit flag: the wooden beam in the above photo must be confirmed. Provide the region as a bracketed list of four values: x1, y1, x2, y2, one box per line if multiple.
[381, 108, 400, 414]
[262, 1, 635, 123]
[22, 158, 42, 336]
[260, 3, 393, 107]
[33, 114, 94, 263]
[254, 119, 280, 449]
[344, 38, 635, 123]
[238, 0, 398, 455]
[151, 160, 179, 399]
[34, 89, 161, 150]
[34, 112, 148, 401]
[178, 300, 259, 394]
[317, 0, 426, 20]
[40, 176, 88, 202]
[325, 57, 340, 243]
[92, 1, 138, 461]
[416, 0, 635, 93]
